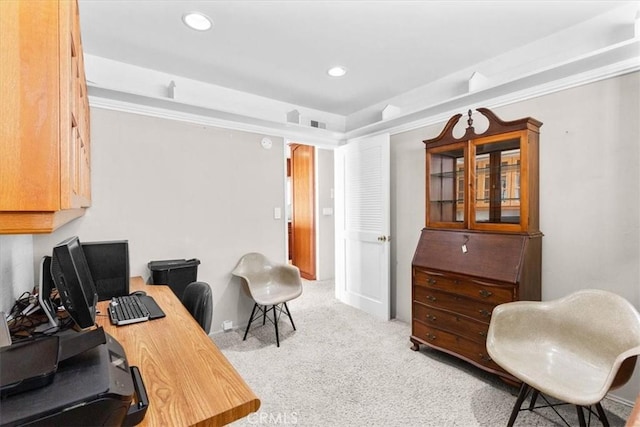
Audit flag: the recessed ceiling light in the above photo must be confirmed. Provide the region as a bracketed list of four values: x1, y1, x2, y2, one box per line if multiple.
[182, 12, 212, 31]
[327, 66, 347, 78]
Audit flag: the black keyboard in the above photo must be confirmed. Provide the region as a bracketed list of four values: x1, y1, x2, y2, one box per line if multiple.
[108, 295, 150, 325]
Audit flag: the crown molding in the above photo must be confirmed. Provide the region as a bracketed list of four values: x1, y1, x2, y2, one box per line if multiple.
[88, 86, 346, 147]
[89, 38, 639, 146]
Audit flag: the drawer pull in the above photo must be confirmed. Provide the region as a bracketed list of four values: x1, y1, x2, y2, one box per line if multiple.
[427, 295, 437, 302]
[479, 309, 492, 318]
[479, 353, 492, 362]
[478, 331, 487, 337]
[425, 314, 437, 322]
[479, 289, 493, 298]
[427, 278, 437, 285]
[425, 333, 437, 341]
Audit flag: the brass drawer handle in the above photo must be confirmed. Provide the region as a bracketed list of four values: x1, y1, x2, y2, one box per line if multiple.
[426, 314, 437, 322]
[426, 333, 437, 341]
[427, 278, 437, 285]
[479, 309, 491, 318]
[478, 331, 487, 337]
[479, 289, 493, 298]
[427, 295, 437, 302]
[479, 353, 492, 362]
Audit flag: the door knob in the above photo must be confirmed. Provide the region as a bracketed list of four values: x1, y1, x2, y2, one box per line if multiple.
[377, 235, 388, 242]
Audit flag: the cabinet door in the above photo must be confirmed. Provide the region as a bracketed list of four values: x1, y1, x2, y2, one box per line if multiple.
[470, 130, 528, 232]
[61, 0, 91, 209]
[0, 0, 60, 211]
[426, 142, 467, 228]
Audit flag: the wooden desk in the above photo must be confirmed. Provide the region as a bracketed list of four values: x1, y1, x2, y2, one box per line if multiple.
[96, 277, 260, 426]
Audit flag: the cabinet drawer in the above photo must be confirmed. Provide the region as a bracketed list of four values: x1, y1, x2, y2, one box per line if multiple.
[414, 268, 515, 304]
[412, 321, 503, 373]
[414, 286, 495, 323]
[413, 303, 488, 344]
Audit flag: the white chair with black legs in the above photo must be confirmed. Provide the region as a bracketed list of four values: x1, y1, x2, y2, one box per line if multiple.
[232, 253, 303, 347]
[486, 289, 640, 427]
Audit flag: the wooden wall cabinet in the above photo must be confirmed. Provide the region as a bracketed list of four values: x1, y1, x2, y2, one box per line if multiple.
[0, 0, 91, 234]
[411, 108, 543, 381]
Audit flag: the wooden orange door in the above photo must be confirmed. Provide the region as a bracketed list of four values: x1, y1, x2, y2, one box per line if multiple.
[290, 144, 316, 280]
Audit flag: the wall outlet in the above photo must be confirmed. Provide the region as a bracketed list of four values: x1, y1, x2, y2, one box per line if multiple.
[222, 320, 233, 331]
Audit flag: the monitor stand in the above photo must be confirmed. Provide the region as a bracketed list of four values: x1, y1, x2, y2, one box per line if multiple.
[35, 256, 60, 333]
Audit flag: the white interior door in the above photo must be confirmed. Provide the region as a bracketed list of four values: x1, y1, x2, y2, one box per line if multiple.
[335, 133, 390, 320]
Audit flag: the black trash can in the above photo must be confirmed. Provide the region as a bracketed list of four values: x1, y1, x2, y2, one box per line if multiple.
[148, 258, 200, 300]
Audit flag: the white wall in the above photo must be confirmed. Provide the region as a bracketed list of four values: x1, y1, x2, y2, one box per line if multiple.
[33, 108, 287, 333]
[316, 148, 335, 280]
[390, 72, 640, 402]
[0, 235, 34, 313]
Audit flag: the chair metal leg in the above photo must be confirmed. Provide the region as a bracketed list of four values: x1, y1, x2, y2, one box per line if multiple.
[262, 305, 266, 325]
[595, 402, 610, 427]
[243, 303, 258, 341]
[528, 389, 539, 410]
[576, 405, 586, 427]
[507, 383, 530, 427]
[273, 305, 280, 347]
[284, 302, 296, 330]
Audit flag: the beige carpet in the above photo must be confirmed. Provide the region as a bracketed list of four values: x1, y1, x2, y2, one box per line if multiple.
[212, 280, 632, 426]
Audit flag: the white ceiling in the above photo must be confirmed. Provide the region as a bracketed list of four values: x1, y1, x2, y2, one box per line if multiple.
[78, 1, 636, 118]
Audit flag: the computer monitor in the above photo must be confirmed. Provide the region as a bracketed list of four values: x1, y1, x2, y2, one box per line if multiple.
[50, 236, 98, 330]
[81, 240, 130, 301]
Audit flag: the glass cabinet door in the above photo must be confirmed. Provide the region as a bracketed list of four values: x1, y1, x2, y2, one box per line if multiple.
[471, 131, 525, 229]
[427, 143, 466, 227]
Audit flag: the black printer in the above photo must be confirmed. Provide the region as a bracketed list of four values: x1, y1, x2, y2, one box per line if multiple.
[0, 329, 148, 427]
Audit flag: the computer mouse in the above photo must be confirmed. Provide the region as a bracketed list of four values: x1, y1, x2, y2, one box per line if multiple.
[132, 290, 147, 297]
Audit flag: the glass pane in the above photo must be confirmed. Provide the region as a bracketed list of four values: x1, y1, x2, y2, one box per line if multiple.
[429, 147, 464, 223]
[475, 138, 520, 224]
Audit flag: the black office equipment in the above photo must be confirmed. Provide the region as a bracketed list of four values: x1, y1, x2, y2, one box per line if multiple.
[108, 295, 149, 325]
[57, 327, 107, 362]
[51, 236, 98, 330]
[108, 295, 166, 326]
[148, 258, 200, 299]
[0, 336, 59, 398]
[1, 333, 148, 426]
[137, 294, 166, 320]
[82, 240, 130, 301]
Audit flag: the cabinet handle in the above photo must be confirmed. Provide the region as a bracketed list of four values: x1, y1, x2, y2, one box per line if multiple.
[426, 333, 437, 341]
[479, 309, 491, 318]
[426, 314, 437, 322]
[479, 353, 492, 362]
[427, 295, 437, 302]
[479, 289, 493, 298]
[427, 278, 437, 285]
[478, 331, 487, 337]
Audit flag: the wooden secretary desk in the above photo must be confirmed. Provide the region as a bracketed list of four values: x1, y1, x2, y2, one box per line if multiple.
[410, 108, 543, 381]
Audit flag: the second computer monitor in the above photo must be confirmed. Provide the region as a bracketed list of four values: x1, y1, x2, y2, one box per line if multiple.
[82, 240, 130, 301]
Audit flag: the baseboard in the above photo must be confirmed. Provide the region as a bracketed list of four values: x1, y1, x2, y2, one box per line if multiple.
[605, 393, 634, 407]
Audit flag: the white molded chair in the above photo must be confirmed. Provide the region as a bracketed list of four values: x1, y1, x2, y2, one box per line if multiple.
[232, 253, 303, 347]
[486, 289, 640, 426]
